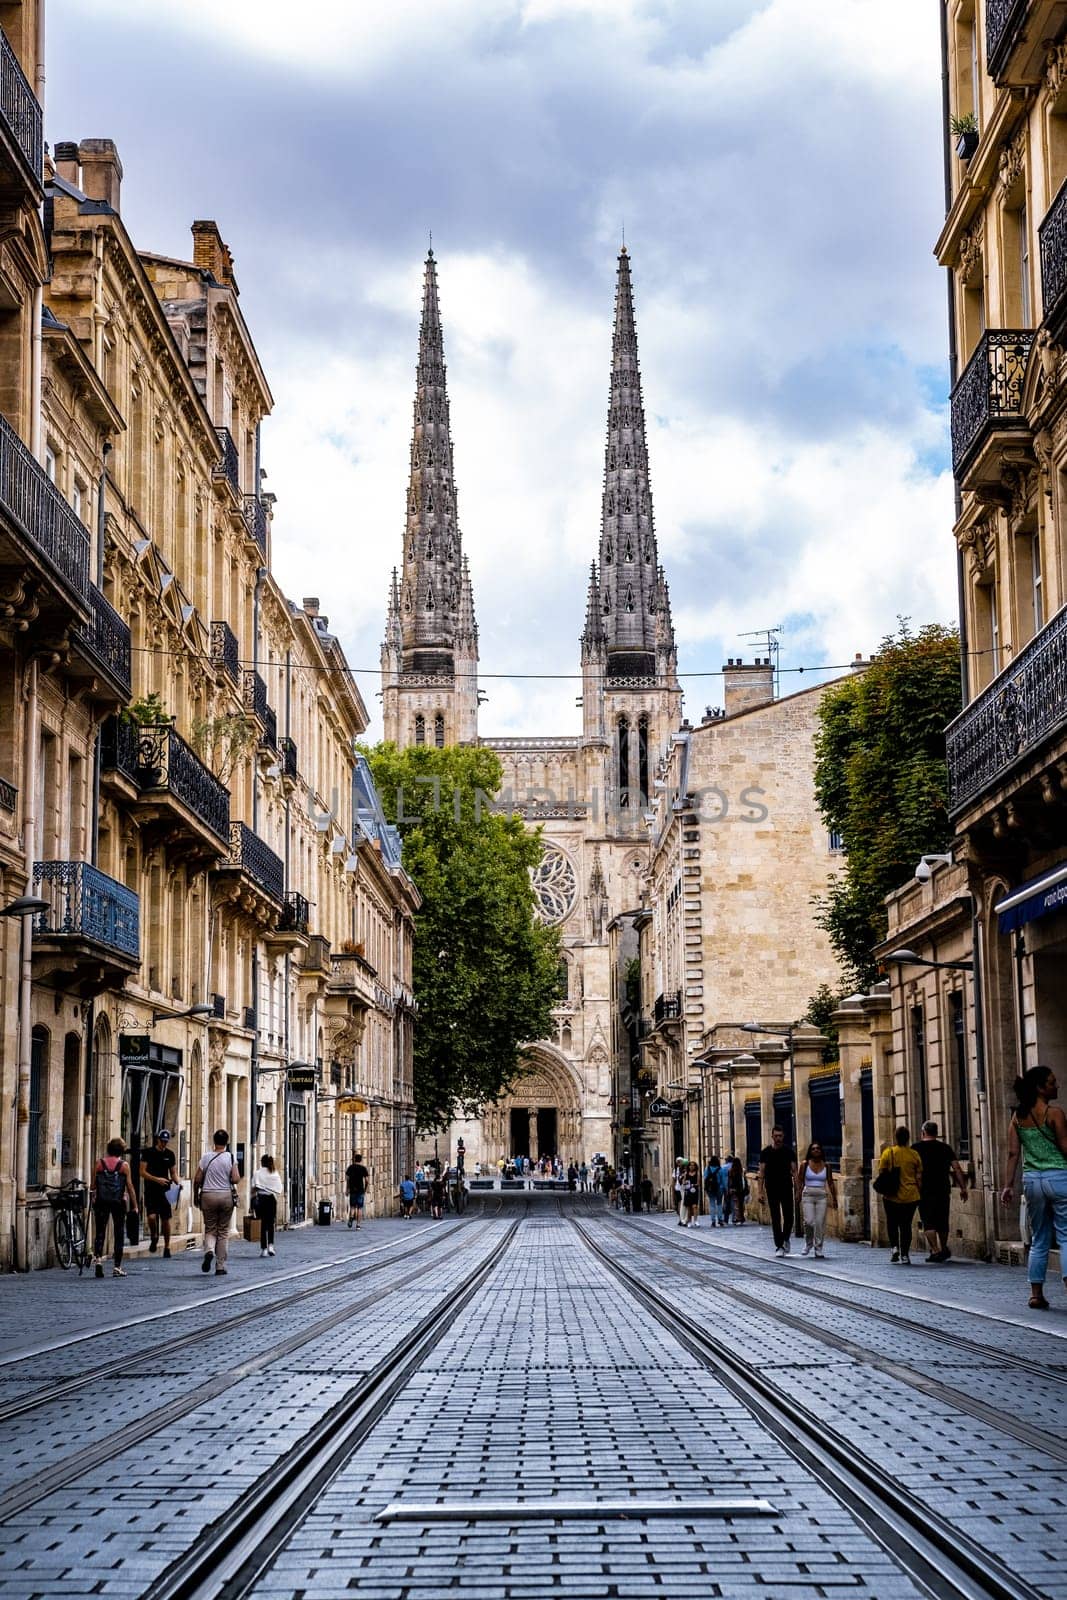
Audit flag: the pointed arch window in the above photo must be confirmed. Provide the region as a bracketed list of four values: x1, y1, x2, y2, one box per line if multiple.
[638, 714, 650, 806]
[403, 586, 413, 613]
[426, 536, 434, 560]
[625, 584, 636, 612]
[608, 446, 617, 469]
[426, 586, 435, 611]
[623, 490, 633, 514]
[434, 712, 445, 748]
[617, 715, 630, 809]
[603, 590, 612, 615]
[606, 493, 615, 517]
[623, 446, 632, 467]
[623, 536, 634, 562]
[426, 490, 434, 513]
[644, 540, 653, 563]
[414, 714, 426, 745]
[605, 538, 614, 564]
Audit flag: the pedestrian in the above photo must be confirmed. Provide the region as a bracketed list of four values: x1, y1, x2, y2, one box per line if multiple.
[1000, 1065, 1067, 1310]
[429, 1169, 445, 1218]
[703, 1156, 723, 1226]
[398, 1174, 416, 1217]
[193, 1129, 240, 1276]
[876, 1125, 923, 1265]
[796, 1141, 838, 1258]
[140, 1128, 176, 1258]
[758, 1126, 798, 1255]
[914, 1120, 969, 1263]
[90, 1137, 138, 1279]
[567, 1162, 578, 1193]
[579, 1161, 589, 1193]
[682, 1162, 700, 1226]
[726, 1156, 747, 1223]
[252, 1153, 283, 1258]
[415, 1162, 426, 1183]
[346, 1151, 369, 1229]
[718, 1156, 733, 1224]
[672, 1161, 685, 1224]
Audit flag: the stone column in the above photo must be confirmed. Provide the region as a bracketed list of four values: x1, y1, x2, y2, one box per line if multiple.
[528, 1107, 538, 1160]
[864, 983, 894, 1246]
[790, 1021, 828, 1168]
[833, 995, 870, 1242]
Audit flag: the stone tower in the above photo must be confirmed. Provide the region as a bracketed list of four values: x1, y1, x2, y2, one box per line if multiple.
[381, 249, 479, 747]
[580, 246, 681, 813]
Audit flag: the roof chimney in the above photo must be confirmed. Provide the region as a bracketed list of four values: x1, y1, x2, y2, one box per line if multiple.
[53, 140, 79, 186]
[302, 598, 320, 617]
[77, 139, 122, 211]
[191, 220, 237, 289]
[723, 656, 775, 717]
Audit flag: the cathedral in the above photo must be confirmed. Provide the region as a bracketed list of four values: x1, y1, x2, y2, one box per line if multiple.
[381, 246, 683, 1167]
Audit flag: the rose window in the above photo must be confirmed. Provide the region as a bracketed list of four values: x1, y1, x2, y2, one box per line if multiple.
[531, 844, 578, 926]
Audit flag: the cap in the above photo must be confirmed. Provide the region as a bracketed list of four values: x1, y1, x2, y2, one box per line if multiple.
[158, 1129, 171, 1141]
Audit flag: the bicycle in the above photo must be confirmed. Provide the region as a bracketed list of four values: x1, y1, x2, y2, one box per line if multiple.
[47, 1179, 90, 1272]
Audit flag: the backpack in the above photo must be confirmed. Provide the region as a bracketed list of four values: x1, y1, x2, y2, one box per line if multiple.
[95, 1158, 125, 1205]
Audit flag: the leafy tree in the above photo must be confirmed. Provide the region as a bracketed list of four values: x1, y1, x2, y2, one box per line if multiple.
[191, 711, 259, 783]
[813, 621, 962, 989]
[364, 742, 562, 1129]
[804, 983, 846, 1064]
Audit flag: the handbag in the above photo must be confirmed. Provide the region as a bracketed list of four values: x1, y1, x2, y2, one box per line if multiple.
[873, 1151, 900, 1197]
[125, 1209, 140, 1246]
[165, 1181, 181, 1207]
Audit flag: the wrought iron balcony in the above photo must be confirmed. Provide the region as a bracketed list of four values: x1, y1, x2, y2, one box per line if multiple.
[279, 890, 310, 934]
[73, 583, 131, 700]
[32, 860, 139, 961]
[0, 411, 89, 612]
[281, 736, 298, 779]
[210, 619, 240, 683]
[0, 777, 15, 812]
[946, 603, 1067, 815]
[243, 495, 267, 553]
[243, 668, 267, 720]
[135, 723, 230, 846]
[224, 820, 284, 903]
[100, 714, 139, 786]
[214, 426, 240, 496]
[653, 990, 682, 1027]
[0, 28, 42, 191]
[986, 0, 1027, 75]
[1041, 176, 1067, 335]
[949, 330, 1034, 478]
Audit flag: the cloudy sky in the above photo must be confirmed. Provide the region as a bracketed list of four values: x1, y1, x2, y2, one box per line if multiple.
[50, 0, 953, 736]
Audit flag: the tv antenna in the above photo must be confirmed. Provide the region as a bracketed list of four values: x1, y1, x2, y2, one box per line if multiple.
[738, 625, 782, 697]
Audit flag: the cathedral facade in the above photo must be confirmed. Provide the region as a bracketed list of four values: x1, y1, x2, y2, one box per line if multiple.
[382, 247, 682, 1167]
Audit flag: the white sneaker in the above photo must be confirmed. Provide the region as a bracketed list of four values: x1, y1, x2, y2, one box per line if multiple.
[775, 1245, 785, 1257]
[260, 1248, 267, 1257]
[802, 1243, 813, 1256]
[782, 1241, 791, 1255]
[814, 1248, 824, 1258]
[267, 1245, 275, 1256]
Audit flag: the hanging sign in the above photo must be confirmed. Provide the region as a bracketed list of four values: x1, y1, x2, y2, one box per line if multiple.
[647, 1096, 674, 1118]
[287, 1063, 318, 1091]
[337, 1095, 369, 1115]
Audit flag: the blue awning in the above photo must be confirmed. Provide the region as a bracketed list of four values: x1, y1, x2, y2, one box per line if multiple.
[995, 862, 1067, 934]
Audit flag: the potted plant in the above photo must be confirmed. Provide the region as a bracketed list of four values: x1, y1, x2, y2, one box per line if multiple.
[951, 112, 979, 162]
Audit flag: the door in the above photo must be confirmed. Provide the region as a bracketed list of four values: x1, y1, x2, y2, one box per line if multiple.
[860, 1068, 874, 1240]
[288, 1099, 307, 1223]
[510, 1107, 529, 1159]
[536, 1107, 557, 1160]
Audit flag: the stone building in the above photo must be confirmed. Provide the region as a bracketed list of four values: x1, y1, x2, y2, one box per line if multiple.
[384, 247, 844, 1175]
[0, 116, 417, 1266]
[866, 0, 1067, 1261]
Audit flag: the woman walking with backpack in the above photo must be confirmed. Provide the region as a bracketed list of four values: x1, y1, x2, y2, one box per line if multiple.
[194, 1129, 240, 1276]
[90, 1138, 138, 1279]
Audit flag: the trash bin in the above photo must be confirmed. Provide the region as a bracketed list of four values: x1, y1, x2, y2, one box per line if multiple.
[317, 1200, 333, 1226]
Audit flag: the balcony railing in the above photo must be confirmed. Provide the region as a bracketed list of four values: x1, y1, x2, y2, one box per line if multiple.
[986, 0, 1027, 79]
[32, 860, 139, 960]
[281, 736, 297, 779]
[243, 495, 267, 553]
[653, 990, 682, 1026]
[100, 715, 139, 784]
[1041, 177, 1067, 332]
[279, 890, 310, 934]
[0, 411, 89, 604]
[949, 330, 1034, 476]
[75, 583, 131, 695]
[0, 28, 42, 184]
[243, 668, 267, 720]
[136, 723, 230, 844]
[225, 820, 284, 902]
[214, 426, 240, 496]
[210, 619, 240, 683]
[0, 777, 15, 812]
[947, 604, 1067, 814]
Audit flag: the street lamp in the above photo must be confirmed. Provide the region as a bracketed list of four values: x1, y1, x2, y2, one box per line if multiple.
[883, 948, 972, 973]
[2, 892, 50, 1271]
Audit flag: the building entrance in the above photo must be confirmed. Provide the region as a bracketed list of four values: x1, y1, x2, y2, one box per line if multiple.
[537, 1107, 558, 1159]
[510, 1107, 530, 1159]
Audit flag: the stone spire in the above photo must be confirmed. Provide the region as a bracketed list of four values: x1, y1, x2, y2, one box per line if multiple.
[393, 248, 472, 674]
[587, 246, 660, 678]
[456, 555, 477, 644]
[581, 562, 604, 661]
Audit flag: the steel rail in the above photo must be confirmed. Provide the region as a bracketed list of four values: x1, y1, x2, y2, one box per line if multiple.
[0, 1222, 504, 1526]
[621, 1214, 1067, 1381]
[596, 1217, 1067, 1463]
[0, 1219, 472, 1424]
[149, 1219, 519, 1600]
[573, 1219, 1043, 1600]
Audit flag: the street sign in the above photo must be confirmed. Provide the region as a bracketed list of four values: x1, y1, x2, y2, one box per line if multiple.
[647, 1096, 674, 1118]
[287, 1063, 318, 1091]
[337, 1095, 369, 1114]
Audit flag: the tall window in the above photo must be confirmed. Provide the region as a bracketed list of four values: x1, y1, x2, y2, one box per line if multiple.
[638, 716, 649, 806]
[1032, 531, 1044, 630]
[414, 714, 425, 745]
[949, 990, 971, 1159]
[910, 1003, 927, 1125]
[28, 1028, 46, 1187]
[1020, 202, 1032, 325]
[617, 715, 630, 807]
[434, 712, 445, 748]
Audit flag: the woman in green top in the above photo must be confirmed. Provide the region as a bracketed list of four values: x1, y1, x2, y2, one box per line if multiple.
[1001, 1066, 1067, 1310]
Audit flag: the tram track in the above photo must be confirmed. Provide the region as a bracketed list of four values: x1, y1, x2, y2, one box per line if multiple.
[598, 1214, 1067, 1463]
[0, 1219, 508, 1526]
[0, 1217, 473, 1424]
[572, 1217, 1044, 1600]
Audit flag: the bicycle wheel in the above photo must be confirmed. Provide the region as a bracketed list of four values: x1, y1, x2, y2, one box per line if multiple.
[71, 1209, 89, 1272]
[53, 1209, 74, 1270]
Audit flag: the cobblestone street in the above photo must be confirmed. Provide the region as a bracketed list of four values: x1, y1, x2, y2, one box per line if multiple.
[0, 1198, 1063, 1599]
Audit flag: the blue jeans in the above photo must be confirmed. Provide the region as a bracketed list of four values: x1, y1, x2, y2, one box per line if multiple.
[1023, 1169, 1067, 1284]
[704, 1189, 722, 1224]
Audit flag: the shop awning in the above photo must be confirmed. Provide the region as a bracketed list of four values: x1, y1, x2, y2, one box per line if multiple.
[995, 861, 1067, 934]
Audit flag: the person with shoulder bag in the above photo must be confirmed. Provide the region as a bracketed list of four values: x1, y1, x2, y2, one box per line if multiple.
[1001, 1065, 1067, 1310]
[875, 1125, 922, 1264]
[193, 1128, 240, 1276]
[90, 1137, 138, 1279]
[251, 1153, 283, 1258]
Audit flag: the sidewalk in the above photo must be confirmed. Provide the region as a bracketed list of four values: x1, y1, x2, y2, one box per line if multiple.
[632, 1207, 1067, 1335]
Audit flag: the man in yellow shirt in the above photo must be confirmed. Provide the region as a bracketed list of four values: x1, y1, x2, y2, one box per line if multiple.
[876, 1124, 923, 1265]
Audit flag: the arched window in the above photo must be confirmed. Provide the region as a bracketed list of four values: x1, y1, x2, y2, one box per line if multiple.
[414, 714, 426, 745]
[617, 715, 630, 808]
[28, 1026, 48, 1187]
[434, 713, 445, 748]
[638, 714, 650, 806]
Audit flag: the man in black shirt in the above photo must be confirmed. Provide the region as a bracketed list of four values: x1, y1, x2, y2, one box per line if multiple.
[141, 1129, 176, 1257]
[346, 1153, 369, 1229]
[757, 1126, 798, 1256]
[914, 1121, 968, 1262]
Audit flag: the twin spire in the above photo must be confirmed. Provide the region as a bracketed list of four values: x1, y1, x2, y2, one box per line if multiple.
[384, 244, 675, 695]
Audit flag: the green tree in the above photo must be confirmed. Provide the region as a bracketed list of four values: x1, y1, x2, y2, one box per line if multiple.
[365, 742, 562, 1129]
[813, 621, 962, 990]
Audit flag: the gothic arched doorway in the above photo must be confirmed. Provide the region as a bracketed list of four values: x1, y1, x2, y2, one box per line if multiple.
[481, 1044, 583, 1165]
